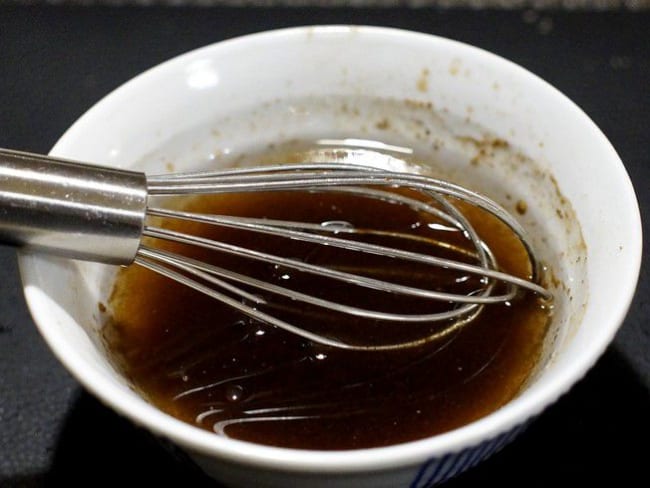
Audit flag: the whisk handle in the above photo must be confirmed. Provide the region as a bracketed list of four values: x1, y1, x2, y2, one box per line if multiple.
[0, 149, 147, 264]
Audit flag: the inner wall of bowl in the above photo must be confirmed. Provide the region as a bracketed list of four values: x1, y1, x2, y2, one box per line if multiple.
[28, 26, 625, 448]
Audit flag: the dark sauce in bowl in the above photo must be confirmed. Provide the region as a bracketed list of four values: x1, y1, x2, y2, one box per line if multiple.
[103, 173, 551, 450]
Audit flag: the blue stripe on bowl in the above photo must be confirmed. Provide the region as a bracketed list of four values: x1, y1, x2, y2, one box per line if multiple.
[410, 422, 528, 488]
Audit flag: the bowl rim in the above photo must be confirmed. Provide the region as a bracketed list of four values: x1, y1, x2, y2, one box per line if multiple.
[20, 24, 643, 473]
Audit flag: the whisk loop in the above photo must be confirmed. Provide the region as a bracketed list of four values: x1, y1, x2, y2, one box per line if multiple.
[0, 149, 552, 351]
[140, 163, 551, 350]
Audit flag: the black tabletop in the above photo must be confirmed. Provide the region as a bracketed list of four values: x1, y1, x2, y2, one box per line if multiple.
[0, 5, 648, 487]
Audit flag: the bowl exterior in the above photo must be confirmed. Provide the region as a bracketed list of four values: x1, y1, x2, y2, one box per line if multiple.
[191, 423, 528, 487]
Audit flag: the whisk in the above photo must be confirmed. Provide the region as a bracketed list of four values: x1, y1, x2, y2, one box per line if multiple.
[0, 148, 551, 351]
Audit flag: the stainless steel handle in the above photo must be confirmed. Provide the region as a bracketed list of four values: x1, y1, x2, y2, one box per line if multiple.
[0, 149, 147, 264]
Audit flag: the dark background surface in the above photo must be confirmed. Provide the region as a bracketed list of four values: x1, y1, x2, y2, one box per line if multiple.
[0, 5, 648, 487]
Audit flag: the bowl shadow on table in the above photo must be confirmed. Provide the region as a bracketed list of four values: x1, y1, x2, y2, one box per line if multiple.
[42, 346, 648, 487]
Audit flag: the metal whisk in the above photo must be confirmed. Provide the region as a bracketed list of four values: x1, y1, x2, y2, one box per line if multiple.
[0, 148, 551, 351]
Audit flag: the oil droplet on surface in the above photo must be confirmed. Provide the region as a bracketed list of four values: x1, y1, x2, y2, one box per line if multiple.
[226, 385, 244, 403]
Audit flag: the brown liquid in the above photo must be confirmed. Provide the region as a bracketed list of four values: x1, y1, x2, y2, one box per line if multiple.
[103, 182, 551, 450]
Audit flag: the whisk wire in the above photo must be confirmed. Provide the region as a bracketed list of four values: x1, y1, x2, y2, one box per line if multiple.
[136, 162, 553, 350]
[148, 163, 540, 279]
[134, 246, 485, 351]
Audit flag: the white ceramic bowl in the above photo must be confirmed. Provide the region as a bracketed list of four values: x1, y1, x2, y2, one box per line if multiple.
[20, 26, 642, 487]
